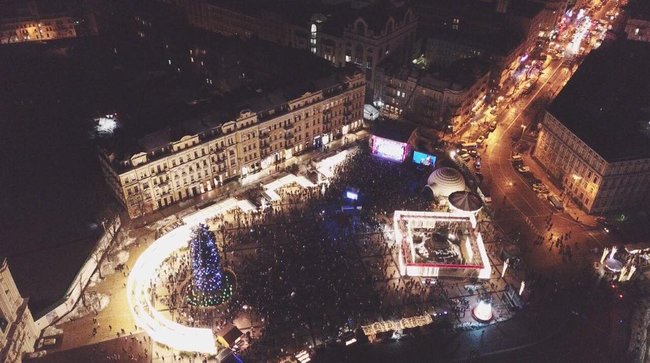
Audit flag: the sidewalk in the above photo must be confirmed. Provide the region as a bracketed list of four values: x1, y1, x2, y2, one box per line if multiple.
[520, 143, 599, 229]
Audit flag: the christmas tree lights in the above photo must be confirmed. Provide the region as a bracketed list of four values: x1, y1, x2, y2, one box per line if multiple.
[188, 224, 233, 306]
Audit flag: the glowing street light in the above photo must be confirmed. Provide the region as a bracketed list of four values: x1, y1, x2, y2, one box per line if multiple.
[520, 124, 527, 138]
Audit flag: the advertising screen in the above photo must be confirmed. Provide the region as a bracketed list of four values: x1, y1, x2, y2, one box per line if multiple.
[412, 151, 436, 166]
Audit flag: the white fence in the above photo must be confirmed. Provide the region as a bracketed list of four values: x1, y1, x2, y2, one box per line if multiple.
[35, 216, 121, 330]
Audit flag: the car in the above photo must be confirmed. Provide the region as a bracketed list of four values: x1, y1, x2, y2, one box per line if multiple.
[533, 185, 549, 193]
[547, 194, 563, 210]
[488, 121, 497, 131]
[517, 166, 530, 173]
[524, 175, 539, 185]
[476, 136, 485, 145]
[468, 149, 479, 157]
[474, 158, 481, 170]
[459, 150, 470, 161]
[597, 219, 619, 234]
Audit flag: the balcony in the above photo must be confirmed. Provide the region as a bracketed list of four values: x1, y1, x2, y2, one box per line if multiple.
[283, 123, 294, 130]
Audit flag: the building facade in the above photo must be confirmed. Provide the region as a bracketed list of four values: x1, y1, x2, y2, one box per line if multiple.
[164, 0, 416, 99]
[0, 259, 39, 363]
[533, 40, 650, 214]
[99, 70, 365, 218]
[534, 112, 650, 214]
[0, 0, 77, 44]
[376, 59, 490, 130]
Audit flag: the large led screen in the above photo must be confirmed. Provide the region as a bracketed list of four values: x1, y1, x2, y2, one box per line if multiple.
[412, 151, 436, 166]
[370, 135, 408, 162]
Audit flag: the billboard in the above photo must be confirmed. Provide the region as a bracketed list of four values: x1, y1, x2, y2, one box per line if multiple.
[412, 151, 436, 166]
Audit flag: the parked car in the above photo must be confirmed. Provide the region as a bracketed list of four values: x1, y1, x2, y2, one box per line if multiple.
[474, 158, 481, 170]
[476, 135, 485, 145]
[489, 121, 497, 131]
[517, 166, 530, 173]
[459, 150, 471, 161]
[533, 185, 549, 194]
[469, 149, 479, 157]
[547, 194, 563, 210]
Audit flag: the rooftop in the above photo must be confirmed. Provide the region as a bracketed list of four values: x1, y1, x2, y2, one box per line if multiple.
[547, 40, 650, 162]
[207, 0, 412, 37]
[381, 53, 490, 92]
[102, 67, 362, 169]
[627, 0, 650, 21]
[370, 119, 418, 143]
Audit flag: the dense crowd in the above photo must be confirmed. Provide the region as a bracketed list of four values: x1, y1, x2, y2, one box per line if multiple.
[144, 145, 476, 360]
[213, 145, 437, 360]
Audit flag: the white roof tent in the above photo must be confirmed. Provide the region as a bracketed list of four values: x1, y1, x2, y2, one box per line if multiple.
[364, 104, 379, 120]
[394, 210, 491, 279]
[426, 167, 467, 198]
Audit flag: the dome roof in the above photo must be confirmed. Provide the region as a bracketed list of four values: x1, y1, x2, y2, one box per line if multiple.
[427, 167, 466, 197]
[448, 191, 483, 212]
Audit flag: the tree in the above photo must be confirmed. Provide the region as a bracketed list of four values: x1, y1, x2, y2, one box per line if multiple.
[188, 224, 232, 306]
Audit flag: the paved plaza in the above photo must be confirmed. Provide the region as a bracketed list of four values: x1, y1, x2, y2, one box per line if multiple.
[37, 143, 531, 363]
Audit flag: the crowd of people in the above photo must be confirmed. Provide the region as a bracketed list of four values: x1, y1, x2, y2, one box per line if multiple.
[195, 146, 441, 360]
[140, 144, 522, 361]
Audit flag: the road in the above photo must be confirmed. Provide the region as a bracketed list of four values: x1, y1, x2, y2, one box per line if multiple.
[451, 1, 621, 277]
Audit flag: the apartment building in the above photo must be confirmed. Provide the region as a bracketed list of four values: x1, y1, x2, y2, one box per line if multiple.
[0, 0, 77, 44]
[376, 57, 490, 130]
[164, 0, 416, 98]
[0, 259, 39, 363]
[533, 40, 650, 214]
[99, 69, 365, 218]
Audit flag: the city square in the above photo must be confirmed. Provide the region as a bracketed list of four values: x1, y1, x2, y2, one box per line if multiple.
[2, 0, 650, 362]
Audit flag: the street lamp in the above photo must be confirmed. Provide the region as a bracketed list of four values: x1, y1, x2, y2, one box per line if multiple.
[520, 124, 527, 138]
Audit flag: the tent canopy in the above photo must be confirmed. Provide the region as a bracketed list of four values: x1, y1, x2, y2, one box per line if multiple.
[427, 167, 466, 198]
[448, 191, 483, 212]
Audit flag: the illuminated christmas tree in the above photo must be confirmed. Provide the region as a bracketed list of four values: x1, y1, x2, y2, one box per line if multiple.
[188, 224, 232, 306]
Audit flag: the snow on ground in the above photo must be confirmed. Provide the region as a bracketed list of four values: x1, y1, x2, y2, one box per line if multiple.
[43, 326, 63, 337]
[58, 292, 110, 324]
